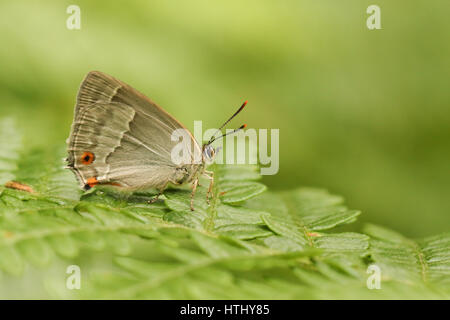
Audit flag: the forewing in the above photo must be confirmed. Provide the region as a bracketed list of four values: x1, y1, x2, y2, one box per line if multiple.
[67, 71, 201, 190]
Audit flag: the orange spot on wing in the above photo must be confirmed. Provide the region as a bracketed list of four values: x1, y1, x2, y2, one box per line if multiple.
[104, 182, 122, 187]
[81, 151, 95, 165]
[86, 177, 99, 188]
[83, 178, 121, 191]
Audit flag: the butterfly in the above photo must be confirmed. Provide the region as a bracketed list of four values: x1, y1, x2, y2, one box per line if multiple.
[65, 71, 246, 210]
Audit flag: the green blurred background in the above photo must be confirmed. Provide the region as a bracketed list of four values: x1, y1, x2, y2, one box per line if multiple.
[0, 1, 449, 237]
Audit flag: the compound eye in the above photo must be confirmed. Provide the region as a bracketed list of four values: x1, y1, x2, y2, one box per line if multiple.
[206, 147, 215, 160]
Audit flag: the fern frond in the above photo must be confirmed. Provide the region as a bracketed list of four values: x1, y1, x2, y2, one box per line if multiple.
[0, 117, 449, 299]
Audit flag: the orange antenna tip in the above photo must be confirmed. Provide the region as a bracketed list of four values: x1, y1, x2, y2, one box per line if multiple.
[238, 101, 247, 112]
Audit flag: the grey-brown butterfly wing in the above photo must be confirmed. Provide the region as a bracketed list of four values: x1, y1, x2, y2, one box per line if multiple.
[66, 71, 202, 190]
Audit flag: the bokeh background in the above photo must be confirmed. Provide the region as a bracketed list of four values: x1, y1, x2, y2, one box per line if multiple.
[0, 1, 449, 237]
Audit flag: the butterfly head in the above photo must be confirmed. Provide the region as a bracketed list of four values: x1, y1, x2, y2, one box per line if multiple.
[202, 144, 216, 164]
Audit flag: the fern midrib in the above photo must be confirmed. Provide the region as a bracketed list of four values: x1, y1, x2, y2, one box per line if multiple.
[1, 203, 282, 257]
[1, 222, 156, 246]
[108, 251, 310, 298]
[413, 242, 428, 283]
[380, 235, 430, 284]
[287, 210, 315, 247]
[370, 235, 430, 284]
[0, 187, 79, 206]
[203, 165, 220, 232]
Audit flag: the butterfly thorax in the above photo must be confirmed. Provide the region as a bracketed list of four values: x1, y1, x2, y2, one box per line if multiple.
[172, 144, 214, 185]
[173, 163, 204, 185]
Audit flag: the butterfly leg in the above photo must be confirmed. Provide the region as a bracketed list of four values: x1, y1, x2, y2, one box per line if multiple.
[203, 170, 214, 204]
[190, 178, 199, 211]
[148, 191, 163, 204]
[148, 183, 168, 204]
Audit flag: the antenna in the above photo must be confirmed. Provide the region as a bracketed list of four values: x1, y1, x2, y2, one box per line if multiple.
[207, 101, 247, 145]
[208, 124, 246, 145]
